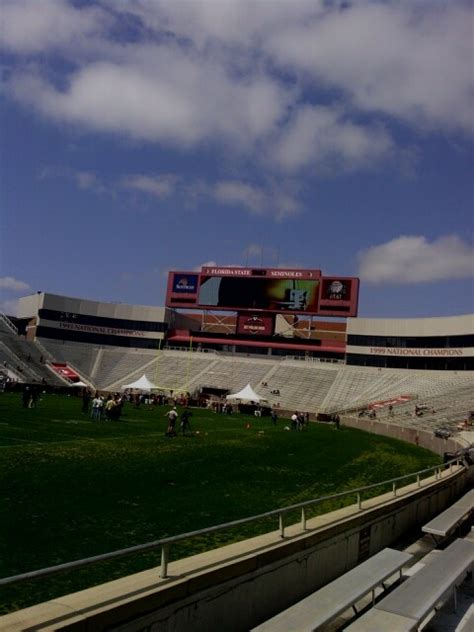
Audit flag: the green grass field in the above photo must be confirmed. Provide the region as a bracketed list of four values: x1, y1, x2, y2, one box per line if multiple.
[0, 392, 440, 613]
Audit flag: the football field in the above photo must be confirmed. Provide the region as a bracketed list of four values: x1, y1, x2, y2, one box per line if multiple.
[0, 392, 440, 613]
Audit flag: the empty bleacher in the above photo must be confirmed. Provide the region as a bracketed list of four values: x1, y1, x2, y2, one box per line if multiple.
[94, 348, 159, 390]
[320, 366, 474, 415]
[39, 339, 100, 379]
[259, 360, 340, 411]
[192, 357, 272, 394]
[0, 333, 65, 385]
[100, 350, 219, 393]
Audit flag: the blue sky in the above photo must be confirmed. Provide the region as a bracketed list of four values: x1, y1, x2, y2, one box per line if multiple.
[1, 0, 473, 319]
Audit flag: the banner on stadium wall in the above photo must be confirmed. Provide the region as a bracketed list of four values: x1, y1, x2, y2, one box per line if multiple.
[237, 313, 275, 336]
[39, 318, 165, 339]
[50, 364, 80, 380]
[57, 321, 146, 338]
[172, 274, 199, 293]
[346, 345, 472, 357]
[368, 395, 412, 410]
[201, 267, 320, 279]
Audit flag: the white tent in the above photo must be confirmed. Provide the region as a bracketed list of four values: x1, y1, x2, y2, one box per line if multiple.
[226, 383, 267, 402]
[121, 374, 159, 392]
[70, 381, 89, 387]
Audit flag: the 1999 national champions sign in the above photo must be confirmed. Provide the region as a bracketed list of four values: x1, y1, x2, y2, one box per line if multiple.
[166, 267, 359, 317]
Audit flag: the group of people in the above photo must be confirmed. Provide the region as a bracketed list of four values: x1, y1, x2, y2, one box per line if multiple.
[261, 381, 281, 396]
[210, 400, 234, 414]
[290, 411, 310, 430]
[358, 408, 377, 419]
[127, 392, 191, 408]
[78, 387, 325, 434]
[82, 390, 124, 421]
[165, 407, 193, 437]
[81, 387, 196, 430]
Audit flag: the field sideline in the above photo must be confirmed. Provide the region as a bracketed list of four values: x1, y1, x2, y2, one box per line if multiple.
[0, 392, 440, 613]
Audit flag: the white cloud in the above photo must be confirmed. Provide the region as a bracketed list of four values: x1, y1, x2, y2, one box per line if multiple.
[38, 166, 106, 194]
[3, 0, 471, 179]
[118, 174, 300, 220]
[213, 180, 300, 219]
[265, 2, 474, 134]
[9, 54, 291, 148]
[0, 276, 30, 291]
[0, 0, 109, 53]
[120, 174, 179, 199]
[108, 1, 474, 135]
[75, 171, 103, 192]
[271, 105, 393, 171]
[214, 181, 266, 214]
[107, 0, 322, 50]
[358, 235, 474, 284]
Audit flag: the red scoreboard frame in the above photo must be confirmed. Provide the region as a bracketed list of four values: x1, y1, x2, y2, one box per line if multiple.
[166, 267, 359, 317]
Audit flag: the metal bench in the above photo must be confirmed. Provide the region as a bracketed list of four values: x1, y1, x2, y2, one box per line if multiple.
[422, 489, 474, 544]
[345, 537, 474, 631]
[250, 548, 412, 632]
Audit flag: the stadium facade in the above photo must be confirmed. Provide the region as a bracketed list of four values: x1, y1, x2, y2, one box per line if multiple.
[17, 292, 170, 349]
[14, 265, 474, 371]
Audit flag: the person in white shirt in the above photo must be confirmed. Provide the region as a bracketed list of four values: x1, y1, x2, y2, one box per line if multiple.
[165, 407, 178, 437]
[291, 412, 298, 430]
[91, 395, 103, 421]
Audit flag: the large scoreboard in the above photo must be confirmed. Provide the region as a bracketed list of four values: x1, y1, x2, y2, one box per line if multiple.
[166, 266, 359, 317]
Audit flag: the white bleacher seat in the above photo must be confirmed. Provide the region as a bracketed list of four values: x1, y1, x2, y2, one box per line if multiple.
[251, 548, 412, 632]
[345, 538, 474, 631]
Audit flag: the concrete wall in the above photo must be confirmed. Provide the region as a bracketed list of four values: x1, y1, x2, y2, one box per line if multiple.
[341, 415, 463, 456]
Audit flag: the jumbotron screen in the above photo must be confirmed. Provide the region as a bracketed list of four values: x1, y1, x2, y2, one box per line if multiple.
[198, 276, 319, 313]
[165, 267, 359, 316]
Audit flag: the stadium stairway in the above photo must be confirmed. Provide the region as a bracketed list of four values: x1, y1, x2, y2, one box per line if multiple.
[0, 334, 66, 385]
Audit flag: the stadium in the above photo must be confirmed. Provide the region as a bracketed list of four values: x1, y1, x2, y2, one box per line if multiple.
[0, 265, 473, 630]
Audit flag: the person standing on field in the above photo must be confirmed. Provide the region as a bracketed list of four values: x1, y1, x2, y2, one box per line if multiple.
[180, 409, 192, 436]
[165, 407, 178, 437]
[91, 394, 102, 421]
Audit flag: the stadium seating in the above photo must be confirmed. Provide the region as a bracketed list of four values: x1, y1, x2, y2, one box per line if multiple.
[372, 383, 473, 434]
[260, 361, 340, 411]
[345, 537, 474, 631]
[92, 348, 158, 390]
[193, 357, 272, 394]
[422, 489, 474, 544]
[3, 333, 473, 434]
[0, 333, 65, 385]
[320, 366, 474, 415]
[39, 339, 101, 379]
[251, 548, 413, 632]
[102, 350, 219, 393]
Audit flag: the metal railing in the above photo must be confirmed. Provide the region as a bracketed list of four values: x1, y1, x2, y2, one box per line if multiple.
[164, 346, 219, 355]
[0, 458, 464, 588]
[0, 312, 18, 335]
